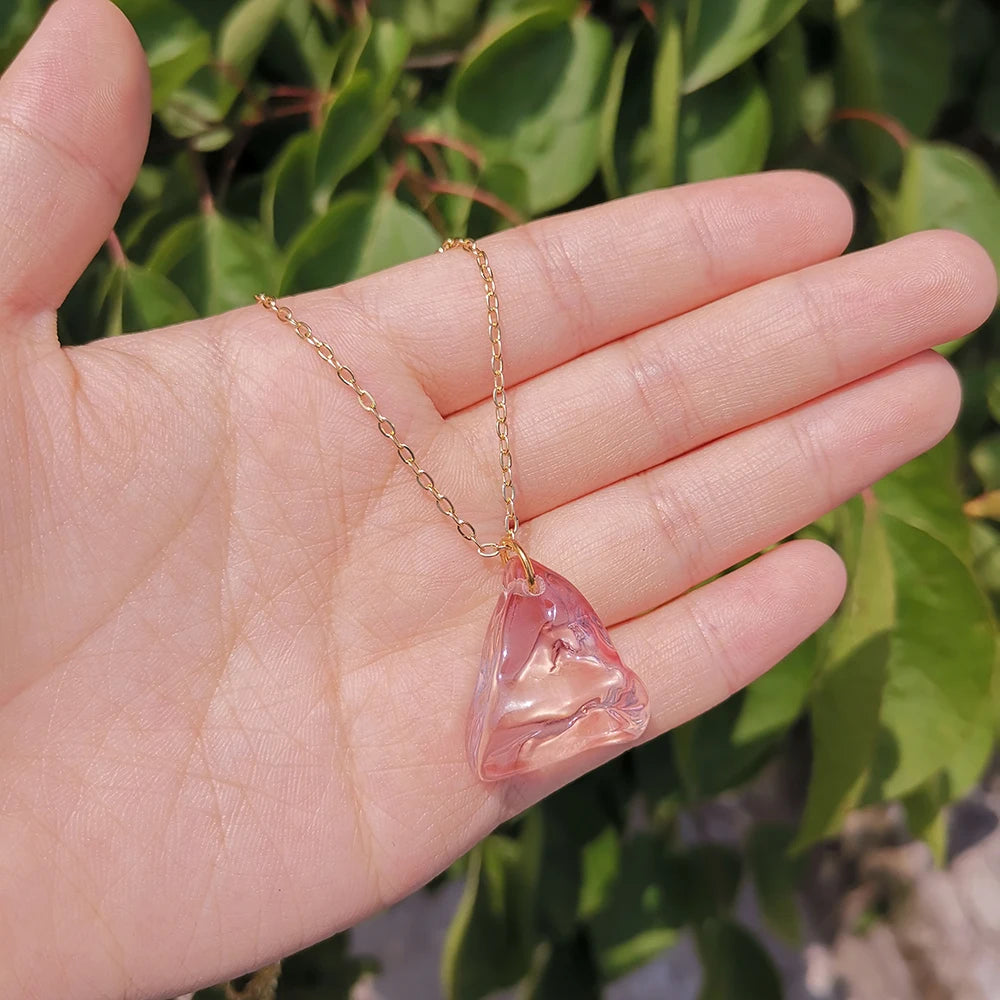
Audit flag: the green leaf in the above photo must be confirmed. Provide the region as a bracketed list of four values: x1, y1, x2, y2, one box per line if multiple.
[120, 264, 198, 333]
[147, 212, 281, 315]
[695, 920, 783, 1000]
[977, 49, 1000, 144]
[600, 26, 657, 197]
[157, 70, 235, 150]
[872, 437, 972, 563]
[631, 726, 682, 820]
[598, 27, 641, 201]
[678, 64, 772, 183]
[533, 763, 630, 939]
[520, 937, 600, 1000]
[116, 0, 212, 110]
[218, 0, 285, 78]
[684, 844, 743, 922]
[354, 19, 411, 104]
[452, 11, 612, 212]
[262, 132, 319, 247]
[577, 826, 621, 922]
[902, 772, 950, 865]
[314, 71, 399, 203]
[877, 142, 1000, 273]
[971, 521, 1000, 596]
[466, 161, 530, 236]
[282, 192, 440, 294]
[764, 18, 809, 158]
[0, 0, 38, 68]
[674, 693, 777, 800]
[797, 497, 892, 847]
[683, 0, 807, 93]
[587, 833, 682, 981]
[733, 634, 817, 745]
[370, 0, 478, 47]
[271, 0, 340, 88]
[441, 819, 542, 1000]
[746, 825, 802, 944]
[835, 0, 950, 137]
[650, 3, 683, 188]
[971, 434, 1000, 492]
[873, 516, 995, 799]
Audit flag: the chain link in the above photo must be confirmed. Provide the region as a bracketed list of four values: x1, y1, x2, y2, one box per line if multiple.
[255, 239, 517, 558]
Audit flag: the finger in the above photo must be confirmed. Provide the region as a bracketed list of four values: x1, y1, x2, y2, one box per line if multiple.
[614, 539, 847, 735]
[290, 171, 853, 411]
[0, 0, 149, 332]
[523, 351, 959, 628]
[449, 230, 997, 519]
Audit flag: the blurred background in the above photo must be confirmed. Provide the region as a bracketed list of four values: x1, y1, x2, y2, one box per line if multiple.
[2, 0, 999, 997]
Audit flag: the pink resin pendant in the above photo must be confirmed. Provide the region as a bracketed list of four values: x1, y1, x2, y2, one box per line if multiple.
[469, 557, 650, 781]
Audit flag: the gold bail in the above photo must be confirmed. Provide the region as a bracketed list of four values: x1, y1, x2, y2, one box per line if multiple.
[500, 535, 537, 590]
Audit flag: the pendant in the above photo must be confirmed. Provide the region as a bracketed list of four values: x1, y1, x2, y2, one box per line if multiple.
[468, 551, 650, 781]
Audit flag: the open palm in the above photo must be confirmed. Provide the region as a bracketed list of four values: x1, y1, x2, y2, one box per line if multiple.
[1, 3, 996, 999]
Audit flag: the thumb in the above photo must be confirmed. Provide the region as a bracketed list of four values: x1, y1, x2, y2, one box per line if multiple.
[0, 0, 149, 344]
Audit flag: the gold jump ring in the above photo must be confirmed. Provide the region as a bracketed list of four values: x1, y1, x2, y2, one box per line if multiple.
[500, 535, 536, 590]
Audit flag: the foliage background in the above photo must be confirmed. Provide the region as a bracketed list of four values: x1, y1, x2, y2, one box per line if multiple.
[3, 0, 999, 996]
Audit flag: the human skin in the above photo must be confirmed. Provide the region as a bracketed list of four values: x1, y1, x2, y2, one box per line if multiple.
[0, 1, 996, 997]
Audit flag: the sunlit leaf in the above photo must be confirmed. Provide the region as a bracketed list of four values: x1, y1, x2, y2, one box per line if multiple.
[684, 0, 807, 93]
[121, 264, 198, 333]
[370, 0, 478, 47]
[874, 516, 994, 799]
[218, 0, 285, 78]
[678, 64, 772, 182]
[872, 437, 971, 563]
[314, 71, 399, 204]
[797, 497, 892, 847]
[733, 634, 817, 745]
[878, 141, 1000, 269]
[452, 10, 612, 212]
[650, 4, 682, 188]
[282, 192, 440, 293]
[903, 773, 949, 865]
[116, 0, 211, 110]
[835, 0, 950, 137]
[147, 212, 281, 315]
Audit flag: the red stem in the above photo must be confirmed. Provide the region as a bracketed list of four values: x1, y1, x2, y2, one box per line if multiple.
[832, 108, 911, 149]
[402, 131, 485, 168]
[424, 179, 526, 226]
[106, 230, 127, 266]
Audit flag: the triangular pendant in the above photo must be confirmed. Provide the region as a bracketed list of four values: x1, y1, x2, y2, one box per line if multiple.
[469, 557, 649, 780]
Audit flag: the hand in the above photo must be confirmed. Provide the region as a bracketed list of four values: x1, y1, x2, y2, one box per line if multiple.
[1, 2, 996, 998]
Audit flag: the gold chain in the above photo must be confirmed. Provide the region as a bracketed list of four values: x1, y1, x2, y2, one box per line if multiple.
[255, 238, 517, 559]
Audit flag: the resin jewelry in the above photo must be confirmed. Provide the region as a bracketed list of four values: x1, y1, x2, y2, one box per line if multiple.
[255, 239, 649, 781]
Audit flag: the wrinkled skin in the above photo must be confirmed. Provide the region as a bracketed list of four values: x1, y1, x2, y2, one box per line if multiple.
[0, 2, 995, 998]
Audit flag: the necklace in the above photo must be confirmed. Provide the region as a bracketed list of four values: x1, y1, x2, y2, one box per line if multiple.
[256, 238, 649, 781]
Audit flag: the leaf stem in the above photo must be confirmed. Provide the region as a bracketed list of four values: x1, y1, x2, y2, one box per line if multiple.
[402, 131, 485, 168]
[423, 179, 526, 226]
[106, 230, 127, 267]
[832, 109, 911, 149]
